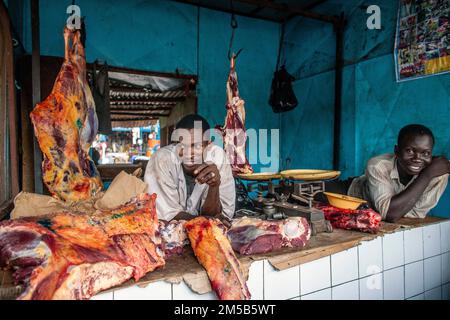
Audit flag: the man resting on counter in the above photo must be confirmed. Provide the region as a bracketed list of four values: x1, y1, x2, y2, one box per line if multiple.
[347, 124, 449, 223]
[144, 114, 235, 223]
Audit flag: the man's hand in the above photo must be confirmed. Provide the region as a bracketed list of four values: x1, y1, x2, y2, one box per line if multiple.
[422, 156, 450, 179]
[194, 163, 221, 187]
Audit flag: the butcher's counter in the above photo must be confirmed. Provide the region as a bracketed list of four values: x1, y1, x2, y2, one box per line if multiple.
[1, 217, 449, 300]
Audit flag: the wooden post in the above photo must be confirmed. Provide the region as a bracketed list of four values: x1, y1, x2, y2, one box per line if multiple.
[333, 13, 345, 171]
[31, 0, 43, 194]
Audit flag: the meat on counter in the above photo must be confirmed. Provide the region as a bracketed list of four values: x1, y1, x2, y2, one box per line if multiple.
[227, 217, 311, 255]
[185, 217, 251, 300]
[0, 194, 164, 300]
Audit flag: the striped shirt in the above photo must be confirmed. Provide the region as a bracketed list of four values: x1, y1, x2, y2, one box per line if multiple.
[348, 154, 448, 220]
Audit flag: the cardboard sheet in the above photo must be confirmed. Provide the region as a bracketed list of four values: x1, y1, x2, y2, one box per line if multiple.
[10, 171, 146, 219]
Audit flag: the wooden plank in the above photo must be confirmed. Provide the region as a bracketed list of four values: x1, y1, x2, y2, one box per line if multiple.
[333, 13, 345, 170]
[170, 0, 281, 23]
[234, 0, 339, 24]
[3, 4, 19, 198]
[96, 164, 143, 180]
[31, 0, 43, 194]
[110, 97, 185, 103]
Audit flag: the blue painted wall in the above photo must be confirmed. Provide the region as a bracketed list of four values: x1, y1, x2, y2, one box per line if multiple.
[282, 0, 450, 217]
[6, 0, 281, 173]
[5, 0, 449, 215]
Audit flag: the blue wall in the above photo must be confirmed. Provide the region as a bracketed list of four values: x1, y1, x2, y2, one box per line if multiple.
[6, 0, 281, 173]
[282, 0, 450, 217]
[5, 0, 449, 215]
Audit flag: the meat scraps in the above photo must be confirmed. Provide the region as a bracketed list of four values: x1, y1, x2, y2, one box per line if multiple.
[317, 204, 381, 234]
[0, 194, 165, 300]
[185, 217, 250, 300]
[30, 27, 101, 202]
[227, 217, 311, 255]
[158, 220, 189, 258]
[215, 54, 253, 175]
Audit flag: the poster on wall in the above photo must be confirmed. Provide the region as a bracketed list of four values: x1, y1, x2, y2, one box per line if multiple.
[395, 0, 450, 82]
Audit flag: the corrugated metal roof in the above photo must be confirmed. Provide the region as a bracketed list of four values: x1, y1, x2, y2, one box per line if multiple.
[90, 69, 196, 127]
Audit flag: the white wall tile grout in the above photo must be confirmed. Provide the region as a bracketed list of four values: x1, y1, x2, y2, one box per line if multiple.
[403, 230, 406, 301]
[104, 220, 449, 301]
[357, 242, 361, 300]
[381, 236, 384, 300]
[262, 259, 265, 300]
[422, 228, 425, 292]
[329, 255, 332, 291]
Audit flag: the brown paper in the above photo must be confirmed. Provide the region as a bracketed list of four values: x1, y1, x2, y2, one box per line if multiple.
[10, 192, 101, 219]
[10, 171, 146, 219]
[95, 171, 148, 210]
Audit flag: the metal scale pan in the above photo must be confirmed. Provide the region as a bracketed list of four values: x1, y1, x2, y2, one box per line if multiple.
[277, 170, 342, 235]
[235, 170, 340, 235]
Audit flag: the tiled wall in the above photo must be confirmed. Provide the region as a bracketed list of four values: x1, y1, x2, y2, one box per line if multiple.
[92, 220, 450, 300]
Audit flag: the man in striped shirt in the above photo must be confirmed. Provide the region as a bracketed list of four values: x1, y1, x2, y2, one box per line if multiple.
[348, 124, 449, 222]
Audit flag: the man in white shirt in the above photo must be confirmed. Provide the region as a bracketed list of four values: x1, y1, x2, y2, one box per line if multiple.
[144, 114, 235, 222]
[348, 124, 449, 222]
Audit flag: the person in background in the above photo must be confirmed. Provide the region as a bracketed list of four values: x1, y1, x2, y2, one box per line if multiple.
[144, 114, 235, 224]
[347, 124, 449, 222]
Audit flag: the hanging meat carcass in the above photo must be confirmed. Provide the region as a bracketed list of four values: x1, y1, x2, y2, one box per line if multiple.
[30, 27, 102, 202]
[185, 217, 251, 300]
[216, 54, 253, 175]
[227, 217, 311, 255]
[0, 194, 165, 300]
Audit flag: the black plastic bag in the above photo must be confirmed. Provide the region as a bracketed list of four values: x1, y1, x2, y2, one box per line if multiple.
[269, 65, 298, 113]
[92, 61, 112, 134]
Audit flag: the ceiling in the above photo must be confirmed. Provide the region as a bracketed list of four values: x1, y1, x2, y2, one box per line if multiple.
[170, 0, 337, 24]
[88, 67, 197, 128]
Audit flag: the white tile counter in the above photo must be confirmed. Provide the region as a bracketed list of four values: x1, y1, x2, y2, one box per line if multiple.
[92, 218, 450, 300]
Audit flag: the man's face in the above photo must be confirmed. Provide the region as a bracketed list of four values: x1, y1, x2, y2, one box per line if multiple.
[395, 134, 433, 176]
[177, 129, 208, 172]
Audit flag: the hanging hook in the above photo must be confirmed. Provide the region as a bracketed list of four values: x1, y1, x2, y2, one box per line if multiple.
[227, 0, 243, 60]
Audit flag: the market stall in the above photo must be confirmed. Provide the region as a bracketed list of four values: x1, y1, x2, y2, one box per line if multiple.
[0, 0, 449, 302]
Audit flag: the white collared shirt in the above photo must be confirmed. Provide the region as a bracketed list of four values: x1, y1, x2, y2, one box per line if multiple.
[144, 143, 236, 221]
[348, 153, 448, 219]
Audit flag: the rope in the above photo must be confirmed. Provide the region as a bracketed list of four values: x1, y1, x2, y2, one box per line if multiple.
[276, 20, 286, 71]
[227, 0, 243, 60]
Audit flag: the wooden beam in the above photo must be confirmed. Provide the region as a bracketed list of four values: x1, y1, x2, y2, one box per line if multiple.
[333, 13, 345, 171]
[301, 0, 328, 11]
[111, 111, 171, 116]
[110, 107, 174, 112]
[31, 0, 43, 194]
[170, 0, 281, 23]
[111, 117, 160, 121]
[249, 0, 274, 15]
[234, 0, 338, 24]
[110, 97, 185, 103]
[286, 0, 328, 21]
[107, 64, 197, 81]
[1, 1, 20, 198]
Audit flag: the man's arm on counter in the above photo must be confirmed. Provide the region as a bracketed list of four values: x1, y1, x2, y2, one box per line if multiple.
[367, 157, 450, 223]
[385, 157, 450, 222]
